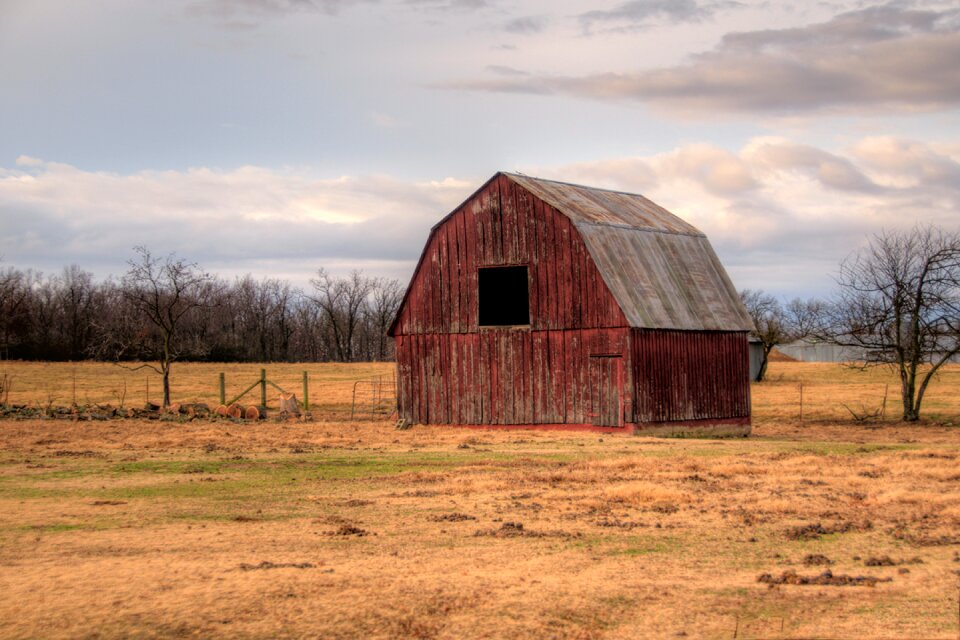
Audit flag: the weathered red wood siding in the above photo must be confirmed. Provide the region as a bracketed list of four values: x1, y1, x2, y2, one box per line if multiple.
[392, 175, 626, 335]
[631, 329, 750, 422]
[395, 328, 630, 425]
[392, 174, 632, 425]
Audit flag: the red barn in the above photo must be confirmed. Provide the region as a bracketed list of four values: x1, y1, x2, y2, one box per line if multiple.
[388, 172, 754, 435]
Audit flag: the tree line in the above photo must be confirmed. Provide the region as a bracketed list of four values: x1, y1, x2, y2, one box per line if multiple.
[0, 247, 405, 366]
[2, 225, 959, 420]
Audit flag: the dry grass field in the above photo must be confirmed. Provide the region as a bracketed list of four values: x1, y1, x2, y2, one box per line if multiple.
[0, 360, 959, 639]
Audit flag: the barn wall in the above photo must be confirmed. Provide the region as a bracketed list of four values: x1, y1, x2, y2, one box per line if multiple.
[392, 175, 627, 335]
[632, 330, 750, 422]
[395, 328, 630, 425]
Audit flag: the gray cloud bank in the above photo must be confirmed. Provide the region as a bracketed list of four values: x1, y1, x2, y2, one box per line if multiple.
[441, 4, 960, 115]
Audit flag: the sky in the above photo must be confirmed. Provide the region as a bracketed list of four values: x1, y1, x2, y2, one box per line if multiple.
[2, 0, 959, 299]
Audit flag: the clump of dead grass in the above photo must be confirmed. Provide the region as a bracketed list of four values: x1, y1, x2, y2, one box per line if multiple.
[602, 481, 692, 506]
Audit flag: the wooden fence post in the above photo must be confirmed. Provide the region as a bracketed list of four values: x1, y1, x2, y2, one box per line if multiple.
[260, 369, 267, 407]
[219, 372, 226, 406]
[302, 371, 309, 411]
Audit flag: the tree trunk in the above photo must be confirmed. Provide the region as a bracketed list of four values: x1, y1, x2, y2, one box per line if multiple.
[754, 346, 772, 383]
[162, 369, 171, 408]
[901, 377, 918, 421]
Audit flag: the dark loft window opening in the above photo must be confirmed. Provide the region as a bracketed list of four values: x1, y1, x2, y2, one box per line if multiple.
[478, 266, 530, 326]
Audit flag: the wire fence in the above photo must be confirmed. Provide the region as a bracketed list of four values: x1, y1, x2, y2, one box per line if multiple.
[1, 361, 958, 424]
[0, 361, 399, 422]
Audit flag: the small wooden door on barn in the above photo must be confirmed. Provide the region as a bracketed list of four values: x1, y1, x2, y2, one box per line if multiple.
[589, 355, 624, 427]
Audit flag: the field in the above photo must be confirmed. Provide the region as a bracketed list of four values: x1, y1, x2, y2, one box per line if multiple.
[0, 361, 959, 639]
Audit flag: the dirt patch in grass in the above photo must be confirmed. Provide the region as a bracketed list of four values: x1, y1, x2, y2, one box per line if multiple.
[785, 521, 872, 540]
[324, 525, 370, 537]
[864, 555, 924, 567]
[758, 569, 892, 587]
[428, 512, 476, 522]
[239, 561, 315, 571]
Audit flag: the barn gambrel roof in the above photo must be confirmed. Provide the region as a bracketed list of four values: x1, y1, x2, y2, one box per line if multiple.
[504, 173, 753, 332]
[390, 172, 753, 334]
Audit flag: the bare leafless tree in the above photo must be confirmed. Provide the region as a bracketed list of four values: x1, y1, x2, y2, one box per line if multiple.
[0, 266, 37, 357]
[309, 269, 375, 362]
[365, 277, 404, 361]
[94, 247, 216, 407]
[822, 226, 960, 421]
[740, 290, 821, 382]
[54, 265, 99, 360]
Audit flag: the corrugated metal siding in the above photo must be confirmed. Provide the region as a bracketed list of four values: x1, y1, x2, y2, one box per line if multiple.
[392, 175, 628, 335]
[578, 225, 754, 331]
[632, 329, 750, 422]
[396, 328, 630, 425]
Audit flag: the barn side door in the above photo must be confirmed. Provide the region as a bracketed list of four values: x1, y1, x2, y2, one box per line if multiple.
[589, 355, 624, 427]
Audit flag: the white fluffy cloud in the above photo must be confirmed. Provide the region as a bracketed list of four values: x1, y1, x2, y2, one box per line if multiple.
[3, 135, 959, 298]
[0, 160, 475, 284]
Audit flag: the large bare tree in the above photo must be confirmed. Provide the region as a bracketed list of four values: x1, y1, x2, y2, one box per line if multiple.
[96, 247, 216, 407]
[823, 226, 960, 421]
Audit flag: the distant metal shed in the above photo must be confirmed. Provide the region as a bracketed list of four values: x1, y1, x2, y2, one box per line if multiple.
[389, 172, 754, 435]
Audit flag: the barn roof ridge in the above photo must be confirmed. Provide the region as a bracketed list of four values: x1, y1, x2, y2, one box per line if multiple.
[502, 171, 703, 236]
[572, 219, 703, 239]
[500, 171, 661, 200]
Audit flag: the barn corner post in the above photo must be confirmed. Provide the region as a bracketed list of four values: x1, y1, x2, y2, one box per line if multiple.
[390, 172, 753, 436]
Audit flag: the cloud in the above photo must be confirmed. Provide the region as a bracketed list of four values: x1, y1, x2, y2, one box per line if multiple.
[439, 4, 960, 116]
[186, 0, 378, 22]
[15, 156, 43, 167]
[403, 0, 490, 11]
[742, 139, 878, 192]
[848, 136, 960, 188]
[0, 160, 475, 284]
[503, 15, 547, 34]
[485, 65, 530, 77]
[579, 0, 740, 33]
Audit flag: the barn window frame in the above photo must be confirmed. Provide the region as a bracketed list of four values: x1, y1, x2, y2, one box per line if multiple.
[477, 265, 531, 328]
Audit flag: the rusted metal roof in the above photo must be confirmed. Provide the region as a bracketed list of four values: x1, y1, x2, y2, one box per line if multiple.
[504, 173, 753, 331]
[507, 173, 702, 235]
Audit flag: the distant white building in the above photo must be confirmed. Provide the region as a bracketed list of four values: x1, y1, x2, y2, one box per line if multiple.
[778, 338, 960, 363]
[777, 339, 868, 363]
